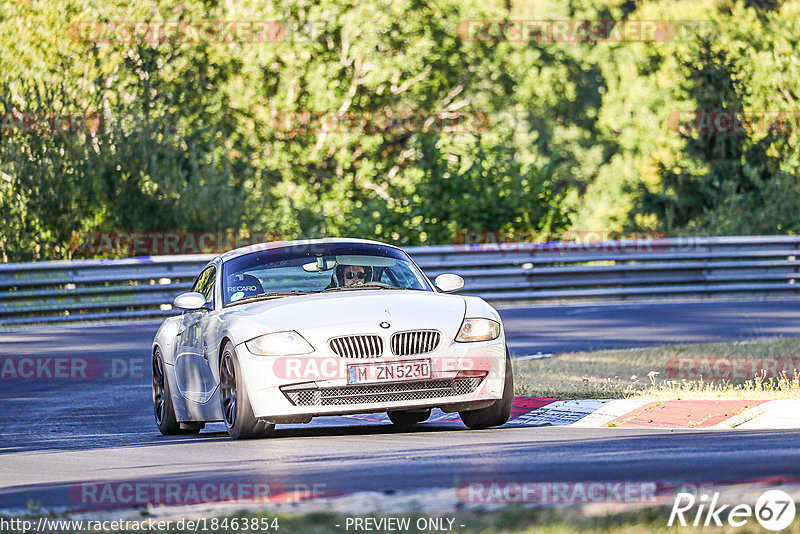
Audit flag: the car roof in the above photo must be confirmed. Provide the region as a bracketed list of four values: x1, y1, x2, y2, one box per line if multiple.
[214, 237, 400, 263]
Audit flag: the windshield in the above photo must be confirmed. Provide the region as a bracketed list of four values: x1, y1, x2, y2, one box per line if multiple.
[221, 242, 432, 306]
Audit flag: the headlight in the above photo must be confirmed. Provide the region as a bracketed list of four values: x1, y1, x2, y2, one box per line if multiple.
[245, 331, 314, 356]
[455, 318, 501, 342]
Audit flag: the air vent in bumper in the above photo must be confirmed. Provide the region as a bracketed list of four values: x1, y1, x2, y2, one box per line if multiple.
[281, 377, 483, 407]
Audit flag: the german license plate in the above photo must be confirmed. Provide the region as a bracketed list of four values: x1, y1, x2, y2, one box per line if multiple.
[347, 359, 431, 385]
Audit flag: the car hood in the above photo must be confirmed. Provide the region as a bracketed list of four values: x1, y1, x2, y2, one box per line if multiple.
[220, 290, 467, 347]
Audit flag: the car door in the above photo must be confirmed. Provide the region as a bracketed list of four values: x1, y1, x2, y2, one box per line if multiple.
[174, 265, 219, 404]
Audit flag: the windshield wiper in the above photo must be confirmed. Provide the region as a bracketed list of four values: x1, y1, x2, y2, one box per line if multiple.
[228, 291, 308, 305]
[318, 286, 356, 293]
[319, 285, 403, 292]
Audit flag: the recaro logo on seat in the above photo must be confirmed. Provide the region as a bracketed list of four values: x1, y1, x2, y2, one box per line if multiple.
[228, 286, 258, 292]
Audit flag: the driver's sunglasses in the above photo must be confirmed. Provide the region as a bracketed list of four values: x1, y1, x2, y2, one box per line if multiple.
[345, 271, 366, 280]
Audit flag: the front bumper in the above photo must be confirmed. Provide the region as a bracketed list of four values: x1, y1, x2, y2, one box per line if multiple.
[236, 337, 507, 421]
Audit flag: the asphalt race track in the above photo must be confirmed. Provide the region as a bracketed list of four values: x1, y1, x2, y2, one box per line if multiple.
[1, 299, 799, 511]
[501, 298, 800, 354]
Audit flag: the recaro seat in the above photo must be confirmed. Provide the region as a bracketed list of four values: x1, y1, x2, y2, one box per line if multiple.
[227, 273, 264, 301]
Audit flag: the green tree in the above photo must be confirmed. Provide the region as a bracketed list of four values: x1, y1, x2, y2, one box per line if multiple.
[634, 33, 795, 234]
[365, 133, 569, 244]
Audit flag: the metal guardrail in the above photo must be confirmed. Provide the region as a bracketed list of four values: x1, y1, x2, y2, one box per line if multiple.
[1, 236, 800, 326]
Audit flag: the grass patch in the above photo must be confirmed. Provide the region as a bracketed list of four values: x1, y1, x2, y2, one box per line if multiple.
[513, 337, 800, 400]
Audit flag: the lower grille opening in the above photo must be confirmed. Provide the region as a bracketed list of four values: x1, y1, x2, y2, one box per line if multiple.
[281, 377, 483, 407]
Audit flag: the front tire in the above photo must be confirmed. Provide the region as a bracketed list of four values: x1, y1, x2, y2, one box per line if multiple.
[459, 350, 513, 430]
[220, 342, 275, 440]
[388, 409, 431, 427]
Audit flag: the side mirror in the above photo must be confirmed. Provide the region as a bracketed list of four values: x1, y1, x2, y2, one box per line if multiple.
[434, 273, 464, 293]
[173, 292, 209, 311]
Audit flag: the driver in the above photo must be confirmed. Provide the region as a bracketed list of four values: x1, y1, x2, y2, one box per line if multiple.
[335, 264, 372, 287]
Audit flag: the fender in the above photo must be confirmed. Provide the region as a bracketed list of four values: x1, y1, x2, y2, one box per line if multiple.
[152, 315, 182, 365]
[462, 296, 502, 324]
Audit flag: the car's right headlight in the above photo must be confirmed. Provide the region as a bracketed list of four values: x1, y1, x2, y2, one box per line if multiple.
[455, 318, 501, 342]
[245, 331, 314, 356]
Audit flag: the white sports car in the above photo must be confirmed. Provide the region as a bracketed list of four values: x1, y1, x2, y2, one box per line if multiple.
[151, 238, 513, 439]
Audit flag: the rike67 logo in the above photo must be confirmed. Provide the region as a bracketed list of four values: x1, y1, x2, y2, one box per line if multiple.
[669, 490, 796, 531]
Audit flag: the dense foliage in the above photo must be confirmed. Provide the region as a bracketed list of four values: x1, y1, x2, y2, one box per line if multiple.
[1, 0, 798, 261]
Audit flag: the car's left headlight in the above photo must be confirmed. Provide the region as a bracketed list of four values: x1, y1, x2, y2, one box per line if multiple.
[245, 331, 314, 356]
[455, 318, 501, 342]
